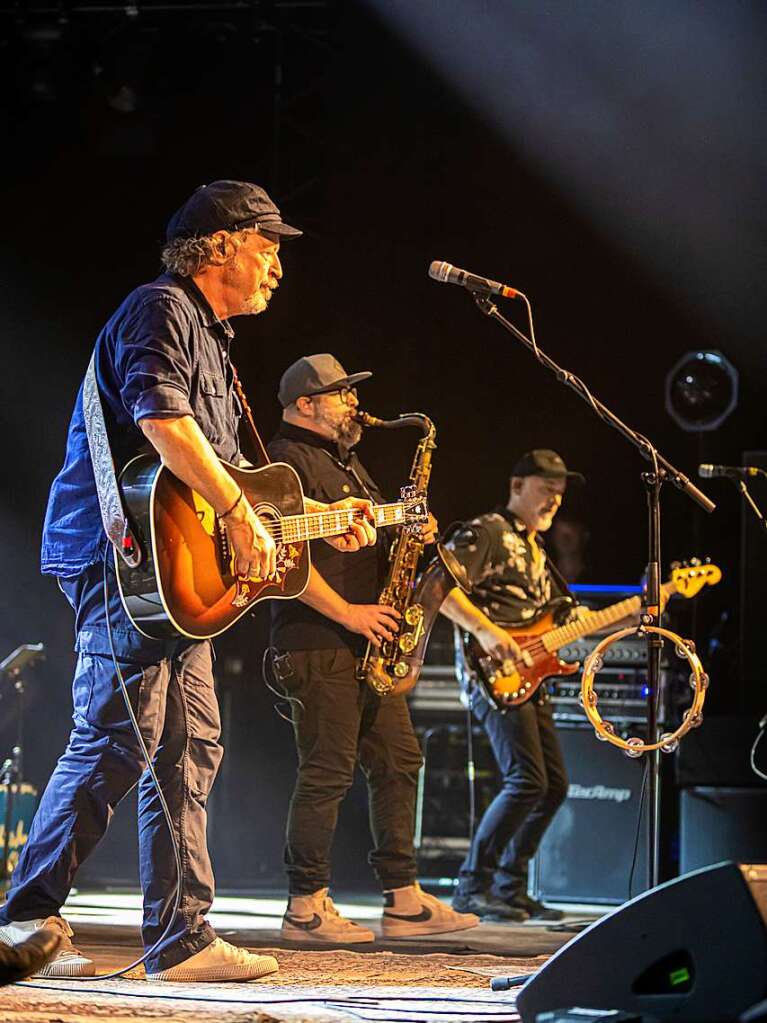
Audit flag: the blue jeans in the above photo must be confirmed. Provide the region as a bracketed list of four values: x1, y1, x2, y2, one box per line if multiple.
[0, 559, 222, 972]
[457, 691, 568, 899]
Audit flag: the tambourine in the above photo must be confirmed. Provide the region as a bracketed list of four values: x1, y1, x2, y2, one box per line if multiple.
[580, 626, 708, 757]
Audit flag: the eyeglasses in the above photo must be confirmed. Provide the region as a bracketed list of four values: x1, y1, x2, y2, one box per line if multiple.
[310, 386, 357, 405]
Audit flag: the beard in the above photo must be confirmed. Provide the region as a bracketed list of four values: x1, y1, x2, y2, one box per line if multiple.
[313, 405, 363, 450]
[337, 416, 363, 449]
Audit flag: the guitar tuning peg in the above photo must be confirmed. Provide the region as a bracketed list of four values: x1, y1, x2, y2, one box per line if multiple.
[704, 556, 711, 564]
[680, 559, 689, 568]
[670, 560, 681, 570]
[690, 557, 701, 566]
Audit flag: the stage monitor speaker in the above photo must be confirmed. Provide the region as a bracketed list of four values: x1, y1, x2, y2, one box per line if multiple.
[531, 726, 648, 904]
[516, 861, 767, 1023]
[680, 787, 767, 873]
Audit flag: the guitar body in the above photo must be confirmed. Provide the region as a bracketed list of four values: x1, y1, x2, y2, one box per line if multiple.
[462, 563, 721, 713]
[465, 597, 580, 710]
[115, 454, 309, 640]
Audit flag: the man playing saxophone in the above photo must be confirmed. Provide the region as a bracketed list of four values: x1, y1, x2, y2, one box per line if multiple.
[267, 353, 478, 943]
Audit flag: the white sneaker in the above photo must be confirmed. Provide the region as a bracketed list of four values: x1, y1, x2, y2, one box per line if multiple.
[0, 916, 95, 978]
[147, 938, 279, 982]
[381, 883, 480, 938]
[281, 888, 375, 944]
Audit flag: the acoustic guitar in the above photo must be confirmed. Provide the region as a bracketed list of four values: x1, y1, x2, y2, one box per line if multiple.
[461, 562, 721, 710]
[114, 453, 427, 641]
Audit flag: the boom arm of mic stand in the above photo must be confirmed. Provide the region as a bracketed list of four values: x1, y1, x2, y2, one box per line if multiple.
[735, 479, 767, 533]
[470, 292, 716, 514]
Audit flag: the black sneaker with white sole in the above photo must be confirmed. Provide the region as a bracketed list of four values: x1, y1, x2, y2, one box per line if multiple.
[452, 891, 529, 922]
[506, 892, 565, 921]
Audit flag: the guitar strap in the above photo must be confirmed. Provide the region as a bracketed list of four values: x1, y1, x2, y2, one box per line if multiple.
[83, 353, 142, 568]
[545, 554, 577, 604]
[230, 361, 271, 469]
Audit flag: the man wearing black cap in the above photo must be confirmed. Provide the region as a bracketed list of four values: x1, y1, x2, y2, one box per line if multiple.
[0, 183, 375, 982]
[266, 354, 479, 943]
[439, 450, 586, 923]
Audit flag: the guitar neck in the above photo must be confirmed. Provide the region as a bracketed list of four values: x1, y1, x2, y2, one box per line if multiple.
[265, 502, 409, 544]
[541, 580, 675, 652]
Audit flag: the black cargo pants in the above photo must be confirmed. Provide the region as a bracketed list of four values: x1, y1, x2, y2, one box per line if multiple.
[278, 647, 423, 895]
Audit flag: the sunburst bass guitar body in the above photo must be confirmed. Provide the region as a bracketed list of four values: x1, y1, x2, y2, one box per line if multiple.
[462, 562, 721, 711]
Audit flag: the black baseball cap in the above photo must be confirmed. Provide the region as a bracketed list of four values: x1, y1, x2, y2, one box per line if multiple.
[166, 180, 302, 242]
[511, 449, 585, 483]
[278, 354, 372, 408]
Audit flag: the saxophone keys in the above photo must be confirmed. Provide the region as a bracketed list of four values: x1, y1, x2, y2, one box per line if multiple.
[405, 605, 423, 626]
[394, 661, 410, 679]
[399, 633, 417, 653]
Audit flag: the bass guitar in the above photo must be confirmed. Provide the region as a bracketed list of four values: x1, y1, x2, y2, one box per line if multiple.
[115, 454, 427, 641]
[461, 562, 721, 710]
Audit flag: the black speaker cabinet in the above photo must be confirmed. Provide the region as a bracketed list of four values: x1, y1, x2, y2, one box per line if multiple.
[517, 861, 767, 1023]
[680, 786, 767, 873]
[531, 726, 648, 904]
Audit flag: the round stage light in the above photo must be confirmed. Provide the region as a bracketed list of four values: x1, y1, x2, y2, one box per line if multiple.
[665, 350, 738, 432]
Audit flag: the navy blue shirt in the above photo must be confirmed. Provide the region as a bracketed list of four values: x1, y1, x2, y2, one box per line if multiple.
[41, 273, 241, 577]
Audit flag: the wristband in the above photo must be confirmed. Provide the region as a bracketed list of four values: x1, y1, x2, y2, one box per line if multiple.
[219, 488, 244, 519]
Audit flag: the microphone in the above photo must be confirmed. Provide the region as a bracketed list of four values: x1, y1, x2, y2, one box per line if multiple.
[698, 464, 762, 479]
[428, 261, 519, 299]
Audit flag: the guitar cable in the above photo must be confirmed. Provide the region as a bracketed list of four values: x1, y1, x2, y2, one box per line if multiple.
[465, 704, 477, 844]
[750, 712, 767, 783]
[262, 646, 305, 723]
[61, 550, 185, 981]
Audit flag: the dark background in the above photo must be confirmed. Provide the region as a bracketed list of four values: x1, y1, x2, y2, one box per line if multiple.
[1, 0, 765, 888]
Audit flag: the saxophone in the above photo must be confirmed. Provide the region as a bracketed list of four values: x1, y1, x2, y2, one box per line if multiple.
[354, 410, 470, 696]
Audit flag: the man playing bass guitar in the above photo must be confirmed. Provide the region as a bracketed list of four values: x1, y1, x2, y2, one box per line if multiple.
[440, 449, 587, 923]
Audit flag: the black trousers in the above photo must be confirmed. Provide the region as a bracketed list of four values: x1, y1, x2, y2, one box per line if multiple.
[279, 648, 424, 895]
[457, 691, 568, 899]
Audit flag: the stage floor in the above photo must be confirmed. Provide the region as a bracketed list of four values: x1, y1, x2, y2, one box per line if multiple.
[0, 890, 603, 1023]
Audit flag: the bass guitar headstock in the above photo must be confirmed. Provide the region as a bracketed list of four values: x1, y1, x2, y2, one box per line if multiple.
[670, 558, 722, 598]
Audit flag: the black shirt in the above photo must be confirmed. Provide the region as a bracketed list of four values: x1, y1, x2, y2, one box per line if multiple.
[446, 506, 565, 625]
[267, 421, 388, 653]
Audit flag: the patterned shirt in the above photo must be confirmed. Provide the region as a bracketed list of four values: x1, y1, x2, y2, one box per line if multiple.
[446, 506, 565, 625]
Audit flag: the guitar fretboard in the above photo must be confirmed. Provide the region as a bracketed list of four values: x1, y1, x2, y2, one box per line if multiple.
[265, 502, 412, 544]
[542, 597, 641, 652]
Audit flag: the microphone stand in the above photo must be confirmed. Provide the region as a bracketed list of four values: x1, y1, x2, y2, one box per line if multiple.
[469, 292, 715, 890]
[1, 644, 44, 889]
[732, 479, 767, 534]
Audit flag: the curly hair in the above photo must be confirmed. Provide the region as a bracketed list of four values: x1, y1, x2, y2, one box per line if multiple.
[161, 233, 221, 277]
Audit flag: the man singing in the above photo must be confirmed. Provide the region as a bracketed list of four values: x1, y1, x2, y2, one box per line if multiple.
[0, 183, 374, 981]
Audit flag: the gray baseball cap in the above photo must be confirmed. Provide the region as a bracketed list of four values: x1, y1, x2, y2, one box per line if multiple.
[278, 354, 372, 407]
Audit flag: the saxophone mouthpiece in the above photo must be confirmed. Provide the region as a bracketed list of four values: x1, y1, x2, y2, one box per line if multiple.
[353, 410, 385, 427]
